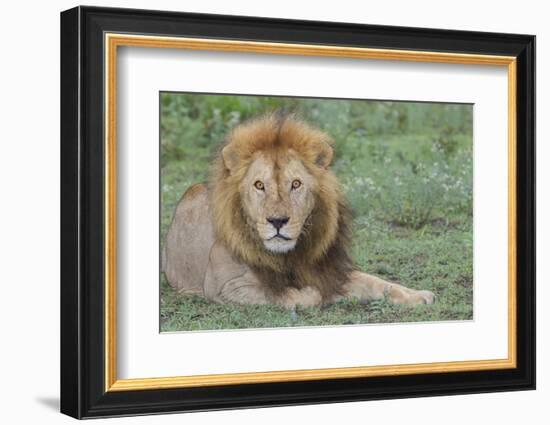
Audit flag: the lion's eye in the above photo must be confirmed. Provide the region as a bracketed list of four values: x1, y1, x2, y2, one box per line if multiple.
[291, 179, 302, 190]
[254, 180, 265, 191]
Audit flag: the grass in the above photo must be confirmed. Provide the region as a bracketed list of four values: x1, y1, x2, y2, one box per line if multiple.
[160, 93, 473, 332]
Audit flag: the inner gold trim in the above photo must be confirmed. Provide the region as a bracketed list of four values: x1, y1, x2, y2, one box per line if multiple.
[104, 33, 518, 392]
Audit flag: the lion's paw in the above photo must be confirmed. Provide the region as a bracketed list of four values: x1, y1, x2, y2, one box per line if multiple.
[414, 290, 436, 305]
[281, 287, 322, 309]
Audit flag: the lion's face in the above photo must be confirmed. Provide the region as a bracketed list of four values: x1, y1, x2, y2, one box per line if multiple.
[239, 150, 319, 253]
[212, 113, 348, 268]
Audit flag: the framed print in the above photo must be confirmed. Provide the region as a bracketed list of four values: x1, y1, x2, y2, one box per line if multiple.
[60, 5, 536, 419]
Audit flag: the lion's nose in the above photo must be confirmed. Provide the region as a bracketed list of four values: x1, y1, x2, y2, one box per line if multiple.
[267, 216, 289, 230]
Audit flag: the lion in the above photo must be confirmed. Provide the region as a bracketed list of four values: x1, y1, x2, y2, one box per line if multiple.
[162, 113, 435, 309]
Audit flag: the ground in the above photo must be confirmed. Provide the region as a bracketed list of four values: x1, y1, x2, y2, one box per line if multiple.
[160, 94, 473, 332]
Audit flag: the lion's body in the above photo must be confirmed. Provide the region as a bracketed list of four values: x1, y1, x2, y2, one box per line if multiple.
[163, 183, 214, 295]
[163, 114, 435, 307]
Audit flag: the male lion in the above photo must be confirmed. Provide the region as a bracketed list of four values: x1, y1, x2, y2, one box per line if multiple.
[163, 113, 435, 308]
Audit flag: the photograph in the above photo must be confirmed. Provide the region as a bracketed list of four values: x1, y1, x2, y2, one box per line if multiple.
[58, 5, 536, 419]
[160, 93, 474, 332]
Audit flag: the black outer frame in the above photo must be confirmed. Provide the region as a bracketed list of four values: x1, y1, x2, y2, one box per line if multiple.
[60, 5, 536, 419]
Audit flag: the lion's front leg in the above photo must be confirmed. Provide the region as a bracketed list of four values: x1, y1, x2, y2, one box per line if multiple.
[204, 241, 268, 305]
[342, 271, 435, 305]
[204, 241, 322, 308]
[277, 287, 322, 309]
[206, 271, 321, 309]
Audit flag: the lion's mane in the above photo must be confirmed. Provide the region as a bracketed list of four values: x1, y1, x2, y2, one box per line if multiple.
[209, 113, 356, 301]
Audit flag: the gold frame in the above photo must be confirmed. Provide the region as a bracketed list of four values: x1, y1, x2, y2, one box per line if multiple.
[104, 33, 517, 392]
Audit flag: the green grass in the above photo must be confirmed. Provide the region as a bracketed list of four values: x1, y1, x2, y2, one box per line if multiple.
[160, 93, 473, 332]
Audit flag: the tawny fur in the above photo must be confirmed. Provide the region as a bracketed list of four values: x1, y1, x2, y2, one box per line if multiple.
[209, 113, 354, 301]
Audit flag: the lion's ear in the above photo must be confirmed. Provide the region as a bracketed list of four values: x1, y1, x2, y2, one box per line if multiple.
[314, 139, 333, 169]
[221, 144, 239, 173]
